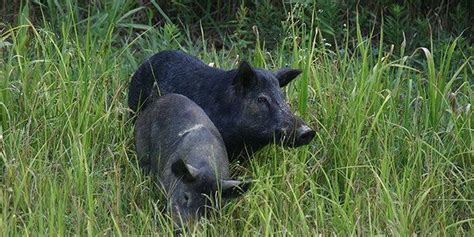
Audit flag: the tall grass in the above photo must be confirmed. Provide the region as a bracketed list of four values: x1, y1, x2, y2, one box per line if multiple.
[1, 1, 473, 235]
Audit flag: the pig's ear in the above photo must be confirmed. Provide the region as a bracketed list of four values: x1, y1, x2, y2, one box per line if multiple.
[275, 68, 302, 87]
[232, 61, 257, 90]
[221, 179, 252, 198]
[171, 159, 199, 182]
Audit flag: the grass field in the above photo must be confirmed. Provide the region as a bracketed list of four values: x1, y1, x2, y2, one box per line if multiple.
[1, 2, 473, 236]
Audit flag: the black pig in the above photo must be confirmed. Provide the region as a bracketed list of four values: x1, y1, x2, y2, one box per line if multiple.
[129, 50, 315, 159]
[135, 93, 250, 225]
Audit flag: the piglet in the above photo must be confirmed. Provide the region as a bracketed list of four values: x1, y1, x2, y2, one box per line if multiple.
[135, 93, 250, 227]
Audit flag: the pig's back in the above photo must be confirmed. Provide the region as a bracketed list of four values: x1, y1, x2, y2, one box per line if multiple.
[150, 50, 227, 92]
[128, 50, 230, 114]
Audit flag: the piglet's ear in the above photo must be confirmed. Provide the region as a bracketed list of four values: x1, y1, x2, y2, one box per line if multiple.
[171, 159, 199, 182]
[275, 68, 302, 87]
[232, 61, 257, 91]
[221, 179, 252, 199]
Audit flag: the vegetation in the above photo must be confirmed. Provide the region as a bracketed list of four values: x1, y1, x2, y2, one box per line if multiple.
[1, 0, 472, 235]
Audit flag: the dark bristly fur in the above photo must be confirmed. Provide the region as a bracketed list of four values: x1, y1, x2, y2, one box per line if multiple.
[129, 50, 315, 159]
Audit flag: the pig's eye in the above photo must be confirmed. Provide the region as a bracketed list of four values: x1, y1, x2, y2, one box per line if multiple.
[257, 95, 269, 105]
[183, 194, 190, 207]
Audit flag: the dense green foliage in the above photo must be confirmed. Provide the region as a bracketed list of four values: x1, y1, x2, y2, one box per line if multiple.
[140, 0, 472, 50]
[1, 0, 473, 235]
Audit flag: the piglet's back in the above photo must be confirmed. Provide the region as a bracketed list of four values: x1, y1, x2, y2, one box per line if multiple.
[134, 93, 227, 174]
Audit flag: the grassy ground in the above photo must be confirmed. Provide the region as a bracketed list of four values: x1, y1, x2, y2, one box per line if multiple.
[1, 2, 473, 236]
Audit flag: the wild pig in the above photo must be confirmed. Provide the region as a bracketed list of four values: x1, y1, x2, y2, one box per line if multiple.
[135, 93, 250, 225]
[129, 50, 315, 159]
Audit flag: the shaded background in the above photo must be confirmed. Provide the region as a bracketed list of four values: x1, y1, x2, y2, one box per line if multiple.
[2, 0, 473, 51]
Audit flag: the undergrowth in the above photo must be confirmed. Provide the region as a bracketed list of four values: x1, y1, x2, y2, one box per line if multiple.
[1, 1, 473, 236]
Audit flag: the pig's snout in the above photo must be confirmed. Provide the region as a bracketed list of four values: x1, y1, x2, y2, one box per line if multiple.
[294, 124, 315, 146]
[277, 121, 315, 147]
